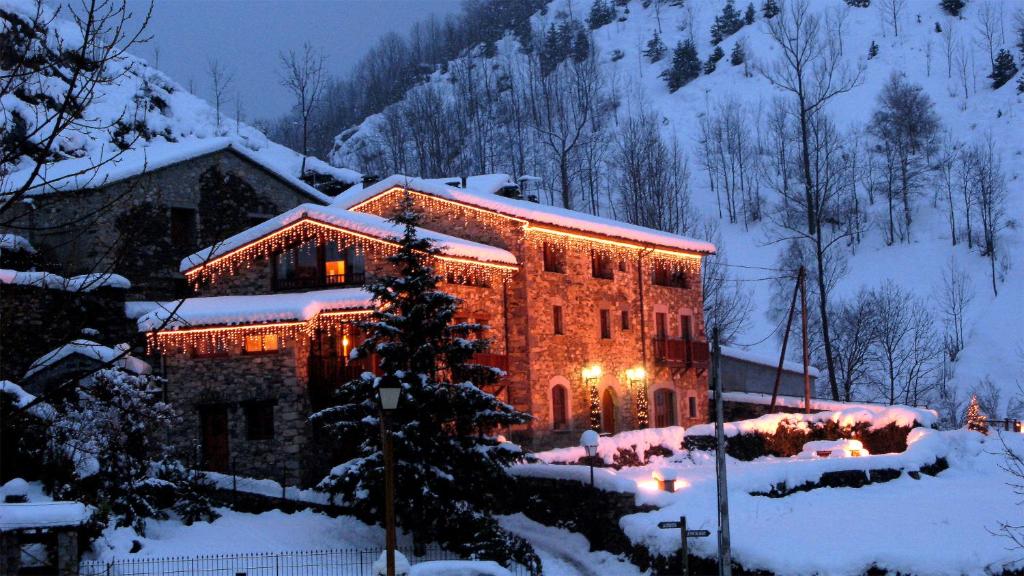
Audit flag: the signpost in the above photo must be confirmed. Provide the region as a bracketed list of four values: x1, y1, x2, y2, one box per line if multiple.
[658, 516, 710, 576]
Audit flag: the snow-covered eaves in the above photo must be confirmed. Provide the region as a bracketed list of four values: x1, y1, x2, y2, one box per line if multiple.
[24, 340, 151, 380]
[137, 287, 375, 332]
[0, 137, 357, 205]
[0, 269, 130, 292]
[721, 345, 821, 377]
[0, 234, 35, 254]
[0, 380, 36, 409]
[336, 175, 717, 255]
[0, 501, 92, 532]
[179, 202, 518, 273]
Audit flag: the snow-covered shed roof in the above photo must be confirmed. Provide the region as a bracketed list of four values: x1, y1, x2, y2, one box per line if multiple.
[1, 137, 358, 204]
[137, 287, 375, 331]
[335, 175, 717, 255]
[0, 502, 92, 532]
[721, 345, 821, 378]
[0, 270, 130, 292]
[0, 234, 35, 254]
[179, 202, 518, 273]
[24, 340, 151, 380]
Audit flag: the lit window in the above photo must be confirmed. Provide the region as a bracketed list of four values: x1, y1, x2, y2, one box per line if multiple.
[553, 305, 564, 335]
[244, 333, 280, 354]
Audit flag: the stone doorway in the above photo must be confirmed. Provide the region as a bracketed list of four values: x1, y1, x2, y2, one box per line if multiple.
[601, 388, 616, 434]
[199, 404, 230, 472]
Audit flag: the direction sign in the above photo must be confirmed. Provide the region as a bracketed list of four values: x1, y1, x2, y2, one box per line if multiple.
[686, 530, 711, 537]
[658, 521, 681, 529]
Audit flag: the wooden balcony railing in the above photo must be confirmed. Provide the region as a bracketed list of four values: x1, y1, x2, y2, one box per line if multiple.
[308, 355, 374, 410]
[273, 271, 366, 292]
[652, 338, 709, 370]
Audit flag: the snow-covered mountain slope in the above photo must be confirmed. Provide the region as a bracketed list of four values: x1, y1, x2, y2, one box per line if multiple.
[0, 0, 358, 196]
[332, 0, 1023, 415]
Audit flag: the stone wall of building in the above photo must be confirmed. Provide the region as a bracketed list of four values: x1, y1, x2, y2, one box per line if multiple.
[12, 148, 321, 299]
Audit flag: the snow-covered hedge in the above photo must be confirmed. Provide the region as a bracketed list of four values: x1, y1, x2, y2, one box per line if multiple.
[532, 426, 685, 467]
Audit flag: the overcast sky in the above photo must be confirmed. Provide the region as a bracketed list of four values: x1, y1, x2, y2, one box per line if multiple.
[129, 0, 460, 122]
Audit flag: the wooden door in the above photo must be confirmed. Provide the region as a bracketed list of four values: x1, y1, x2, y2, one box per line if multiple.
[601, 388, 616, 434]
[200, 405, 230, 472]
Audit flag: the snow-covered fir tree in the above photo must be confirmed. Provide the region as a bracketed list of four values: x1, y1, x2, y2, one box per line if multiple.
[761, 0, 780, 19]
[312, 194, 537, 571]
[989, 49, 1018, 89]
[643, 30, 667, 63]
[662, 39, 701, 92]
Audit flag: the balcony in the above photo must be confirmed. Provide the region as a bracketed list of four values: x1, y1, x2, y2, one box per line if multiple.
[652, 338, 709, 370]
[308, 355, 374, 410]
[273, 271, 366, 292]
[469, 353, 509, 373]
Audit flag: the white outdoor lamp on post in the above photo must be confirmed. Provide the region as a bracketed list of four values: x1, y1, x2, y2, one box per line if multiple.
[377, 374, 402, 576]
[580, 429, 599, 488]
[582, 365, 603, 432]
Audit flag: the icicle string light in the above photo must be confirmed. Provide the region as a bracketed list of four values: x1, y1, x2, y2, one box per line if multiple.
[146, 309, 374, 355]
[183, 218, 516, 289]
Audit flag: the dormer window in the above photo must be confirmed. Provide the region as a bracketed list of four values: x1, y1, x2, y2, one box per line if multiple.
[273, 240, 366, 291]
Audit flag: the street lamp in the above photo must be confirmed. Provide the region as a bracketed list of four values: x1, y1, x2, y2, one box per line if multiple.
[582, 365, 602, 431]
[377, 374, 402, 576]
[626, 367, 649, 429]
[580, 429, 599, 487]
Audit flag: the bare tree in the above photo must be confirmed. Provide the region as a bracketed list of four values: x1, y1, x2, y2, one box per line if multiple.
[831, 289, 876, 401]
[207, 59, 234, 135]
[977, 0, 1001, 68]
[936, 257, 975, 362]
[941, 20, 957, 79]
[971, 134, 1008, 296]
[278, 43, 327, 175]
[759, 0, 863, 399]
[936, 132, 961, 245]
[699, 220, 754, 345]
[878, 0, 906, 37]
[870, 281, 942, 406]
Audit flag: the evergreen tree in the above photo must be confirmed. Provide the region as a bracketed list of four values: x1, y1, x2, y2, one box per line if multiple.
[761, 0, 780, 19]
[845, 0, 870, 7]
[934, 21, 942, 33]
[1017, 74, 1024, 94]
[730, 42, 746, 66]
[940, 0, 965, 17]
[744, 2, 756, 25]
[644, 30, 667, 63]
[711, 0, 744, 45]
[312, 194, 537, 570]
[710, 45, 725, 63]
[662, 39, 701, 92]
[869, 40, 879, 59]
[572, 28, 591, 62]
[989, 49, 1018, 89]
[966, 394, 988, 433]
[704, 56, 718, 74]
[587, 0, 615, 30]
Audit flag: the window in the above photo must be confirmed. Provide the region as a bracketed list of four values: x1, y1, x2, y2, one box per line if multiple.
[273, 240, 366, 290]
[688, 396, 698, 419]
[618, 260, 628, 273]
[652, 263, 688, 288]
[192, 340, 228, 358]
[324, 243, 365, 285]
[446, 271, 490, 288]
[680, 314, 693, 341]
[655, 312, 668, 339]
[170, 207, 197, 250]
[244, 401, 275, 441]
[244, 333, 280, 354]
[599, 309, 612, 339]
[542, 242, 565, 273]
[552, 385, 568, 430]
[621, 310, 631, 331]
[591, 250, 614, 279]
[553, 305, 564, 335]
[654, 389, 677, 427]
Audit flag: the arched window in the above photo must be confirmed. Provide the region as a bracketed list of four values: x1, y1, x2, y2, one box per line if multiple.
[552, 385, 568, 430]
[654, 389, 677, 428]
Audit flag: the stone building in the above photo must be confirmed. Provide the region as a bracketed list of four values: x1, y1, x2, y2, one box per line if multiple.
[2, 138, 359, 299]
[138, 175, 715, 483]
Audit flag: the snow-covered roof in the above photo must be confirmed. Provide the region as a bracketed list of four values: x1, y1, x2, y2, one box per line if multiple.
[0, 234, 35, 254]
[0, 501, 92, 532]
[721, 345, 821, 378]
[1, 137, 343, 204]
[0, 380, 35, 409]
[137, 287, 375, 331]
[24, 340, 151, 380]
[0, 269, 130, 292]
[335, 175, 717, 255]
[179, 202, 518, 272]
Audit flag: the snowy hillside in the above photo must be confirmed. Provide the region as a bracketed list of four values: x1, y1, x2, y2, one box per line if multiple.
[0, 0, 358, 196]
[332, 0, 1023, 418]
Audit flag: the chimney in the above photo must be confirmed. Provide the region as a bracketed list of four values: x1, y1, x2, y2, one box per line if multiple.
[361, 174, 380, 188]
[461, 175, 468, 188]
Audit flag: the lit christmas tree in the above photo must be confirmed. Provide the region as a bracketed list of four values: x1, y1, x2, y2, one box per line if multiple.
[966, 395, 989, 434]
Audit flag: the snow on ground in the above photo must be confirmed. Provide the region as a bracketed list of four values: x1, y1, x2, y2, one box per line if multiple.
[516, 428, 1024, 575]
[499, 514, 643, 576]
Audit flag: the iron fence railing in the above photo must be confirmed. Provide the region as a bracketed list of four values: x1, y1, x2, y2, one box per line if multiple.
[81, 545, 527, 576]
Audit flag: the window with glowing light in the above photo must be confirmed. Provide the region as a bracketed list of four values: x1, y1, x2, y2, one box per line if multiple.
[552, 384, 568, 430]
[542, 242, 565, 273]
[244, 333, 280, 354]
[654, 389, 677, 427]
[273, 240, 365, 290]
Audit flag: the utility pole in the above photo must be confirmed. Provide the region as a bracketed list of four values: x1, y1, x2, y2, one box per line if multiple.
[712, 328, 732, 576]
[769, 266, 802, 412]
[799, 266, 811, 414]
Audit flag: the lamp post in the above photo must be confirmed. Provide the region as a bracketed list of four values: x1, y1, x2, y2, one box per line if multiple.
[626, 367, 648, 428]
[580, 429, 599, 487]
[377, 374, 402, 576]
[582, 365, 602, 431]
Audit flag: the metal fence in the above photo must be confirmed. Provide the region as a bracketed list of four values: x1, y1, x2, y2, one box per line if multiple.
[80, 546, 525, 576]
